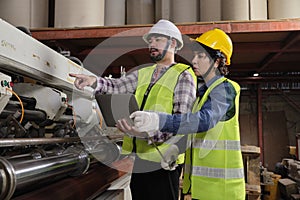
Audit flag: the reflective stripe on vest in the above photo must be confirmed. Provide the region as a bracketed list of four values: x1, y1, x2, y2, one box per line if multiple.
[192, 138, 241, 151]
[122, 63, 197, 163]
[185, 165, 244, 179]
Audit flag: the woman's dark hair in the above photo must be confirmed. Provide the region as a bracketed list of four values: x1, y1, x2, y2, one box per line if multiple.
[193, 42, 229, 76]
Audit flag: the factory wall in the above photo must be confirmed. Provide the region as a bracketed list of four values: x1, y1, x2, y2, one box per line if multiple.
[0, 0, 300, 28]
[240, 92, 300, 147]
[239, 92, 300, 171]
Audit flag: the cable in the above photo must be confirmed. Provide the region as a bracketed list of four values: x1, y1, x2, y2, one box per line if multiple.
[95, 108, 103, 129]
[6, 87, 24, 123]
[69, 105, 77, 128]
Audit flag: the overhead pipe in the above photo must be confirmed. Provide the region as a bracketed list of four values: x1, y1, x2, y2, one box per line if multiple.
[257, 85, 263, 164]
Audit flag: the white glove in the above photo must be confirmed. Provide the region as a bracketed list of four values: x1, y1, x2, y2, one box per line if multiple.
[130, 111, 160, 133]
[161, 145, 179, 171]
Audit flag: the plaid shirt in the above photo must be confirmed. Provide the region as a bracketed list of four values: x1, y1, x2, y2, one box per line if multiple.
[94, 64, 197, 143]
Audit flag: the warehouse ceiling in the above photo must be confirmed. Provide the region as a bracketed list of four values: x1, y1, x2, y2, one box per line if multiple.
[30, 19, 300, 84]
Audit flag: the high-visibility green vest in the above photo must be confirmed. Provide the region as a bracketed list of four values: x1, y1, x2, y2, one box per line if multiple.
[122, 63, 196, 163]
[183, 77, 245, 200]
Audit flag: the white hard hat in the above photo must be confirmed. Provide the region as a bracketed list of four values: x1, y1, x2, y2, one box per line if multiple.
[143, 19, 183, 50]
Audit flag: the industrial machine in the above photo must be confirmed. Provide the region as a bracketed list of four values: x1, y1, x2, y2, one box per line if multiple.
[0, 19, 128, 199]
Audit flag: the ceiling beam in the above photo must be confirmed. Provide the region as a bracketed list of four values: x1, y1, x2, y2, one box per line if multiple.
[31, 19, 300, 40]
[74, 41, 300, 56]
[231, 76, 300, 83]
[234, 42, 300, 53]
[257, 32, 300, 73]
[232, 61, 300, 72]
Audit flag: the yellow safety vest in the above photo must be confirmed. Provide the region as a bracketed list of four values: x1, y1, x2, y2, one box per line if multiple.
[183, 77, 245, 200]
[122, 63, 196, 163]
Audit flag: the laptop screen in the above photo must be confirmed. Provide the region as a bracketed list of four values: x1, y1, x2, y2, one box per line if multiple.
[95, 93, 139, 127]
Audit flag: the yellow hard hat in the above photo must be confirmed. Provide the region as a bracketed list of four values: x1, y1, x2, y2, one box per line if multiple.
[195, 28, 233, 65]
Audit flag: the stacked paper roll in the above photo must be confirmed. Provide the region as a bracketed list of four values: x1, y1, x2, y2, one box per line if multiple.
[55, 0, 105, 28]
[0, 0, 48, 28]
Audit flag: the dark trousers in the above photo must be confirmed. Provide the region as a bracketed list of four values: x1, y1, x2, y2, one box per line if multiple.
[130, 158, 182, 200]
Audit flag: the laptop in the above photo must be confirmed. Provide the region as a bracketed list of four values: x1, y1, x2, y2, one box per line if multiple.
[95, 93, 139, 127]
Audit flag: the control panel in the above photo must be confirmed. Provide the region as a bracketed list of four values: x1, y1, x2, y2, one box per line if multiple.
[0, 72, 12, 113]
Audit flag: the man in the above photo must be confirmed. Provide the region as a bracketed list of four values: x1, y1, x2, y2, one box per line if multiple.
[117, 28, 246, 200]
[69, 19, 197, 200]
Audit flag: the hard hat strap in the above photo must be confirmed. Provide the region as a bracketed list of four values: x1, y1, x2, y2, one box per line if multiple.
[202, 62, 215, 80]
[162, 38, 172, 58]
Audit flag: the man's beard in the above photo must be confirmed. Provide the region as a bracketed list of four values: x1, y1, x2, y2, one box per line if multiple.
[149, 48, 164, 62]
[150, 53, 164, 62]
